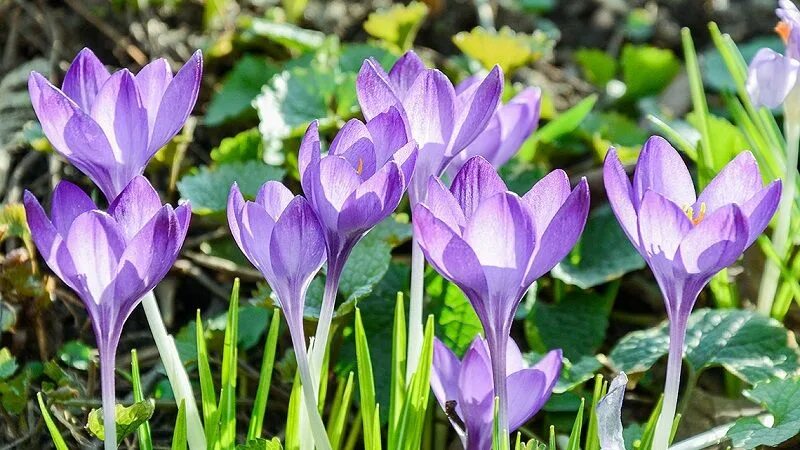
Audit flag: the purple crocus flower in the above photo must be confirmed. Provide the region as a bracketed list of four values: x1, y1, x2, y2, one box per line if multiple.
[603, 136, 782, 449]
[297, 106, 417, 378]
[227, 181, 331, 449]
[28, 48, 202, 201]
[356, 51, 503, 204]
[23, 176, 190, 449]
[747, 0, 800, 110]
[414, 156, 589, 439]
[447, 85, 541, 177]
[431, 336, 561, 450]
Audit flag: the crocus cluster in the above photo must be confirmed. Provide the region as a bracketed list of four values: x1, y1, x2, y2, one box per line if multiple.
[415, 156, 588, 441]
[603, 136, 781, 449]
[25, 49, 203, 450]
[431, 336, 561, 450]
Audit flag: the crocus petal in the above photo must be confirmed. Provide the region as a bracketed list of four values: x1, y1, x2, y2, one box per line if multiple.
[431, 338, 463, 412]
[23, 191, 63, 273]
[366, 106, 409, 166]
[526, 178, 589, 283]
[50, 180, 97, 236]
[632, 136, 696, 208]
[63, 211, 126, 305]
[330, 120, 377, 179]
[149, 50, 202, 153]
[450, 156, 508, 221]
[450, 66, 503, 155]
[392, 142, 418, 186]
[746, 48, 800, 109]
[338, 162, 403, 234]
[677, 204, 748, 276]
[413, 204, 488, 302]
[506, 369, 547, 431]
[388, 51, 426, 99]
[269, 197, 326, 313]
[239, 201, 277, 279]
[357, 59, 400, 121]
[424, 176, 467, 233]
[227, 183, 247, 251]
[637, 191, 693, 284]
[530, 349, 563, 394]
[306, 156, 362, 231]
[741, 180, 782, 246]
[256, 181, 295, 221]
[490, 87, 541, 167]
[135, 58, 173, 137]
[403, 69, 456, 150]
[603, 148, 640, 249]
[62, 48, 110, 111]
[596, 373, 628, 450]
[457, 344, 494, 422]
[697, 151, 764, 212]
[298, 120, 321, 184]
[505, 338, 525, 374]
[522, 169, 571, 241]
[108, 175, 163, 241]
[90, 70, 149, 167]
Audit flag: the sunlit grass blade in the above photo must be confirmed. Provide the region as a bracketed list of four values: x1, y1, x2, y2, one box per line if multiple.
[681, 27, 713, 188]
[354, 307, 379, 450]
[395, 314, 435, 450]
[131, 349, 153, 450]
[286, 370, 302, 450]
[195, 309, 217, 446]
[548, 425, 556, 449]
[566, 398, 585, 450]
[342, 409, 363, 450]
[37, 392, 68, 450]
[389, 292, 407, 447]
[218, 279, 240, 449]
[371, 404, 383, 450]
[248, 309, 281, 440]
[585, 375, 607, 450]
[327, 373, 355, 449]
[172, 400, 188, 450]
[645, 115, 697, 160]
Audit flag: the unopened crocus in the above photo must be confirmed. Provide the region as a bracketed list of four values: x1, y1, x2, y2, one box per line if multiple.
[746, 0, 800, 315]
[603, 136, 782, 450]
[227, 181, 331, 450]
[357, 51, 504, 378]
[431, 336, 561, 450]
[24, 176, 190, 450]
[414, 156, 589, 440]
[28, 48, 202, 201]
[297, 106, 417, 381]
[447, 86, 541, 177]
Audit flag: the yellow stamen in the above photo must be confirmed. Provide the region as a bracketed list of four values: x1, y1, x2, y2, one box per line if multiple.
[356, 158, 364, 175]
[777, 21, 792, 44]
[683, 203, 707, 226]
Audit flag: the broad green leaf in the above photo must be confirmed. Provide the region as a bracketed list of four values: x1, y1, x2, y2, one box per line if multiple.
[552, 205, 645, 289]
[37, 393, 68, 450]
[609, 309, 800, 385]
[241, 18, 325, 53]
[686, 112, 747, 171]
[530, 95, 597, 147]
[427, 275, 482, 355]
[524, 353, 602, 393]
[580, 111, 649, 148]
[0, 58, 48, 150]
[454, 26, 553, 75]
[237, 437, 284, 450]
[363, 1, 428, 52]
[177, 161, 285, 214]
[282, 0, 308, 24]
[727, 377, 800, 449]
[57, 341, 94, 371]
[701, 36, 782, 92]
[574, 49, 617, 87]
[0, 203, 30, 243]
[338, 234, 393, 303]
[210, 128, 264, 164]
[339, 44, 396, 73]
[0, 348, 18, 380]
[87, 400, 155, 444]
[620, 44, 680, 99]
[205, 56, 279, 126]
[526, 291, 612, 360]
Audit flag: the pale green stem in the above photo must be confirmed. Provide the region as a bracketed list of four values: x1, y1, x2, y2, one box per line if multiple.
[309, 264, 342, 397]
[652, 321, 686, 450]
[758, 118, 799, 315]
[140, 292, 206, 450]
[406, 237, 425, 381]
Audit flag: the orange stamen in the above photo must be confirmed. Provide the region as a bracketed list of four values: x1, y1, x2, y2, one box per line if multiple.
[356, 158, 364, 175]
[777, 21, 792, 44]
[683, 203, 707, 226]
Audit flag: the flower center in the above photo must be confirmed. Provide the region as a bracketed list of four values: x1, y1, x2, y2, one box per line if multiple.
[356, 158, 364, 175]
[777, 20, 792, 44]
[683, 202, 707, 226]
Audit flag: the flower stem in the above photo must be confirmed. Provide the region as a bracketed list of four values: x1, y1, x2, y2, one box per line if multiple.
[757, 119, 799, 316]
[100, 349, 117, 450]
[406, 236, 425, 381]
[140, 292, 206, 450]
[652, 321, 686, 450]
[288, 313, 333, 450]
[309, 261, 343, 397]
[486, 329, 509, 450]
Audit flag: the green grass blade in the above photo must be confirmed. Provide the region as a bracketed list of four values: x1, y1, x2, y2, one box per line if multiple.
[354, 307, 378, 450]
[645, 115, 698, 160]
[131, 350, 153, 450]
[372, 404, 383, 450]
[218, 279, 240, 449]
[548, 425, 556, 450]
[389, 292, 407, 447]
[37, 393, 68, 450]
[396, 314, 435, 450]
[285, 370, 302, 450]
[196, 309, 217, 446]
[327, 373, 355, 450]
[172, 400, 188, 450]
[248, 309, 281, 440]
[681, 27, 714, 188]
[585, 375, 607, 450]
[566, 398, 585, 450]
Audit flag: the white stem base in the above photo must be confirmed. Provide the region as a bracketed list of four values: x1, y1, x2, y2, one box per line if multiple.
[406, 238, 425, 381]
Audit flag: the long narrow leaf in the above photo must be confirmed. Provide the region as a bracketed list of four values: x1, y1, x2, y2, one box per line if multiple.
[131, 350, 153, 450]
[328, 373, 355, 450]
[37, 393, 68, 450]
[172, 400, 188, 450]
[354, 308, 378, 450]
[566, 398, 585, 450]
[248, 309, 282, 440]
[389, 293, 407, 448]
[218, 279, 240, 449]
[196, 309, 217, 446]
